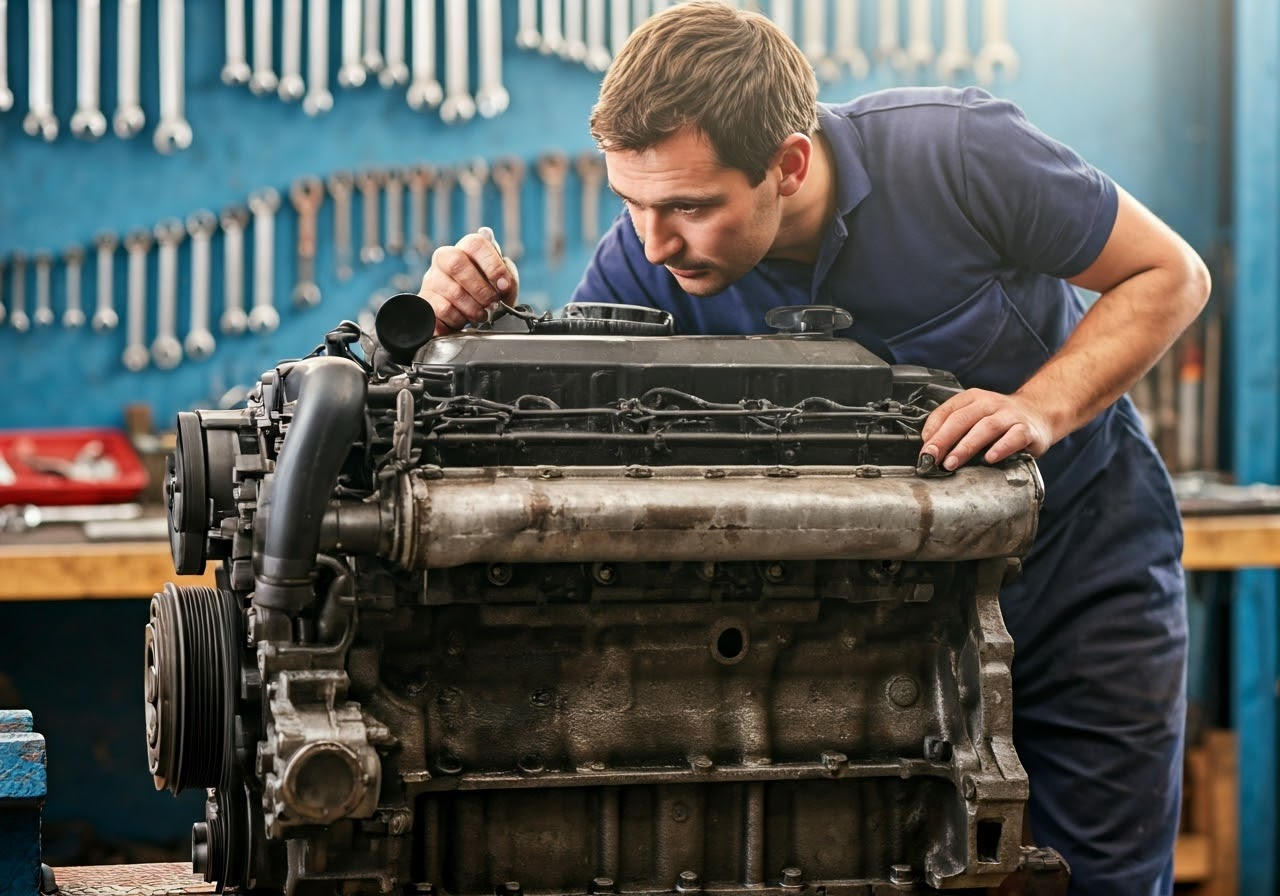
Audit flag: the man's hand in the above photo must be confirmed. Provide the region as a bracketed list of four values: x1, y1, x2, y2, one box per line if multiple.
[417, 229, 519, 335]
[920, 388, 1057, 472]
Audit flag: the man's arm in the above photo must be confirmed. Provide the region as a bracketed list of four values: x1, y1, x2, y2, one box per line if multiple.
[920, 186, 1212, 471]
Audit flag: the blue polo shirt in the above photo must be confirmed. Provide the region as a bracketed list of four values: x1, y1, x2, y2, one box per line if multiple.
[572, 86, 1152, 512]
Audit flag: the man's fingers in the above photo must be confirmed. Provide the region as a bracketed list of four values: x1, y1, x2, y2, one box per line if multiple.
[984, 425, 1034, 465]
[456, 231, 516, 296]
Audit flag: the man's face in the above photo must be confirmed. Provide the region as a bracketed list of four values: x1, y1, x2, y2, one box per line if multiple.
[604, 129, 781, 296]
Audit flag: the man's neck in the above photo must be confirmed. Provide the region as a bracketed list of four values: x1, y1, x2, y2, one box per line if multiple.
[768, 132, 837, 265]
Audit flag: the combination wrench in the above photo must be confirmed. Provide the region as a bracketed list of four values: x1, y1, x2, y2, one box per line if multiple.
[576, 151, 606, 246]
[151, 219, 185, 370]
[91, 232, 118, 331]
[936, 0, 972, 81]
[290, 177, 324, 306]
[457, 158, 490, 237]
[338, 0, 366, 87]
[23, 0, 57, 142]
[363, 0, 384, 73]
[0, 0, 12, 111]
[770, 0, 793, 39]
[9, 253, 28, 332]
[802, 0, 839, 81]
[121, 231, 152, 372]
[384, 169, 405, 257]
[491, 158, 525, 263]
[381, 0, 410, 87]
[357, 171, 386, 265]
[431, 167, 457, 250]
[250, 0, 278, 95]
[222, 0, 251, 84]
[476, 0, 508, 118]
[155, 0, 193, 154]
[327, 172, 356, 280]
[71, 0, 108, 140]
[439, 0, 475, 124]
[609, 0, 629, 61]
[585, 0, 611, 72]
[516, 0, 540, 50]
[974, 0, 1019, 84]
[304, 0, 333, 114]
[62, 246, 87, 328]
[905, 0, 934, 72]
[219, 207, 250, 335]
[113, 0, 145, 138]
[32, 252, 54, 327]
[834, 0, 870, 80]
[185, 212, 218, 360]
[540, 0, 565, 57]
[564, 0, 587, 62]
[248, 188, 282, 333]
[407, 0, 443, 109]
[278, 0, 305, 101]
[876, 0, 910, 72]
[536, 152, 570, 268]
[406, 165, 436, 263]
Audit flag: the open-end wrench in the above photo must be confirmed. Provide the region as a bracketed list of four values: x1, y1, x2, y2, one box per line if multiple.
[9, 253, 28, 332]
[564, 0, 587, 62]
[249, 0, 278, 95]
[770, 0, 793, 38]
[407, 0, 443, 109]
[406, 165, 435, 263]
[219, 206, 250, 334]
[632, 0, 648, 30]
[973, 0, 1019, 84]
[491, 157, 525, 263]
[71, 0, 108, 140]
[338, 0, 366, 87]
[327, 172, 356, 280]
[155, 0, 193, 154]
[476, 0, 508, 118]
[457, 158, 489, 236]
[290, 176, 324, 306]
[278, 0, 305, 101]
[609, 0, 629, 61]
[62, 246, 87, 328]
[113, 0, 145, 138]
[833, 0, 870, 80]
[381, 0, 410, 86]
[91, 232, 118, 331]
[122, 231, 152, 371]
[431, 166, 457, 249]
[0, 0, 13, 111]
[541, 0, 566, 56]
[222, 0, 251, 84]
[802, 0, 839, 81]
[384, 169, 405, 256]
[356, 170, 386, 264]
[936, 0, 971, 81]
[439, 0, 475, 123]
[876, 0, 910, 72]
[304, 0, 333, 114]
[23, 0, 57, 142]
[185, 211, 217, 360]
[536, 152, 570, 268]
[905, 0, 934, 72]
[363, 0, 385, 73]
[585, 0, 610, 72]
[151, 219, 185, 369]
[248, 188, 282, 333]
[517, 0, 540, 50]
[32, 252, 54, 327]
[576, 151, 606, 246]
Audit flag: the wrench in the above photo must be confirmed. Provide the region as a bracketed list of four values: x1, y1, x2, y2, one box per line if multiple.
[222, 0, 251, 84]
[290, 176, 324, 306]
[536, 152, 570, 268]
[585, 0, 611, 72]
[327, 172, 356, 280]
[905, 0, 934, 72]
[122, 231, 152, 371]
[113, 0, 145, 138]
[151, 219, 185, 370]
[363, 0, 385, 73]
[91, 232, 118, 331]
[576, 151, 606, 246]
[62, 246, 87, 329]
[876, 0, 910, 72]
[0, 0, 12, 111]
[357, 170, 386, 264]
[457, 158, 489, 236]
[491, 157, 525, 263]
[802, 0, 839, 81]
[973, 0, 1019, 84]
[304, 0, 333, 114]
[249, 0, 278, 95]
[632, 0, 647, 30]
[936, 0, 971, 81]
[516, 0, 540, 50]
[431, 167, 457, 249]
[185, 211, 218, 360]
[23, 0, 57, 142]
[541, 0, 566, 56]
[407, 0, 443, 109]
[475, 0, 508, 118]
[219, 206, 250, 335]
[833, 0, 870, 80]
[338, 0, 366, 87]
[278, 0, 305, 101]
[564, 0, 587, 62]
[384, 169, 405, 256]
[381, 0, 410, 86]
[9, 253, 28, 332]
[248, 188, 282, 333]
[32, 252, 54, 327]
[406, 165, 436, 262]
[71, 0, 108, 140]
[439, 0, 475, 123]
[609, 0, 629, 60]
[770, 0, 793, 40]
[155, 0, 194, 154]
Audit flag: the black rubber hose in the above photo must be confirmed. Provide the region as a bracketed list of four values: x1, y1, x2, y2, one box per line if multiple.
[253, 356, 367, 614]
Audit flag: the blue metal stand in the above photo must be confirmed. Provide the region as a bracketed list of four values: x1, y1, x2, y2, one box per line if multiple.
[0, 709, 51, 896]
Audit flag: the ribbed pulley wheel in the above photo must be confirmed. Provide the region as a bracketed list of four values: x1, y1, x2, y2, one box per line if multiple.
[192, 783, 252, 889]
[145, 583, 242, 794]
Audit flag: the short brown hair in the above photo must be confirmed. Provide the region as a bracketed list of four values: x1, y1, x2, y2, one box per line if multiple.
[589, 1, 819, 186]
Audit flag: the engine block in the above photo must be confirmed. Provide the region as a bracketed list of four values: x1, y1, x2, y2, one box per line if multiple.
[146, 301, 1063, 895]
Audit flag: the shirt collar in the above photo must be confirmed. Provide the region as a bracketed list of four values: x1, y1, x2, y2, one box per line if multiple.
[818, 102, 872, 219]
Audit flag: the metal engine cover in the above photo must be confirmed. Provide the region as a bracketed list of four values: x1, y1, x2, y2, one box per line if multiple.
[146, 304, 1059, 896]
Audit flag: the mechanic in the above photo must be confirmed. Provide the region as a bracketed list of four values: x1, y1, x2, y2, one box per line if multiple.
[417, 3, 1211, 893]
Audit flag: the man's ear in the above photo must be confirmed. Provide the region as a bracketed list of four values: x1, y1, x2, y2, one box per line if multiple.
[774, 134, 813, 197]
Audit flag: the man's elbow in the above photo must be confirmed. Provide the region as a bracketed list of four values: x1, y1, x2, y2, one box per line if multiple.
[1178, 247, 1213, 315]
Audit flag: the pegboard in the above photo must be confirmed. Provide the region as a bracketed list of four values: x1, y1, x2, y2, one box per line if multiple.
[0, 0, 1223, 437]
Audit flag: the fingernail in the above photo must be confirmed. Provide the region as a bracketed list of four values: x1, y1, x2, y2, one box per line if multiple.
[943, 455, 959, 471]
[916, 453, 936, 474]
[495, 277, 510, 292]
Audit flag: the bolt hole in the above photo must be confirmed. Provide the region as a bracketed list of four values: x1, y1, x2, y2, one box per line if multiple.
[976, 819, 1003, 863]
[711, 624, 748, 664]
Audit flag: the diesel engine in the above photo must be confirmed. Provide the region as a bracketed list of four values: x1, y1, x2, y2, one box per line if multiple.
[146, 299, 1065, 895]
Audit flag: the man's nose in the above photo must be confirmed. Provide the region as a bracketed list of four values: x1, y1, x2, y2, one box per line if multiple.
[637, 212, 681, 266]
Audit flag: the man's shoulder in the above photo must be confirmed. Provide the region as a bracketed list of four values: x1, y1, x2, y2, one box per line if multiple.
[823, 86, 1016, 135]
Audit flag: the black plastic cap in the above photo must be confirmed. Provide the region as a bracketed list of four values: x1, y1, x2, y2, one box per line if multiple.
[376, 293, 436, 363]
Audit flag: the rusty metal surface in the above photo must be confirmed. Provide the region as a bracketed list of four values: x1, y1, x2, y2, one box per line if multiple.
[52, 863, 211, 896]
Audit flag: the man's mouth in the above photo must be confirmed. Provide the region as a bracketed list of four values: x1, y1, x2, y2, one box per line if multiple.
[668, 265, 708, 278]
